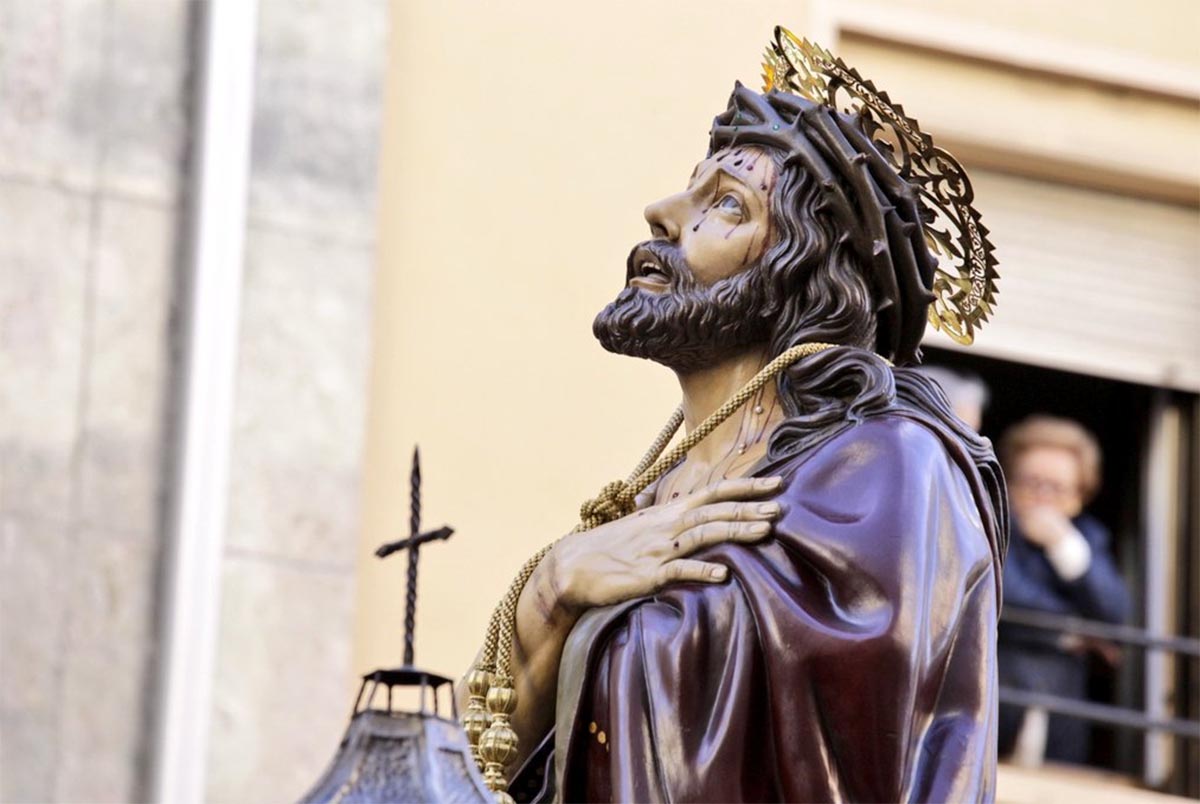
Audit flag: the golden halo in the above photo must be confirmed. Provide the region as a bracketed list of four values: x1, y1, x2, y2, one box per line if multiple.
[763, 27, 999, 345]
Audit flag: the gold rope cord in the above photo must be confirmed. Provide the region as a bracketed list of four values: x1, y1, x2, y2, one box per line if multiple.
[464, 342, 838, 802]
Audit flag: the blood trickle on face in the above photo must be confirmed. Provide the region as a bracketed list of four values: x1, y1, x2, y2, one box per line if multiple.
[593, 146, 782, 374]
[630, 146, 777, 292]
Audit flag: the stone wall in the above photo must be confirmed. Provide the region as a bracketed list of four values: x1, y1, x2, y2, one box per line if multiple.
[0, 0, 191, 799]
[0, 0, 387, 800]
[206, 1, 387, 800]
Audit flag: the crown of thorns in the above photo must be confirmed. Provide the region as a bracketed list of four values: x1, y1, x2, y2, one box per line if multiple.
[710, 27, 998, 354]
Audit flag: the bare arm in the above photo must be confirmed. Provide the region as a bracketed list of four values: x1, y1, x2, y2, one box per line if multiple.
[506, 548, 582, 764]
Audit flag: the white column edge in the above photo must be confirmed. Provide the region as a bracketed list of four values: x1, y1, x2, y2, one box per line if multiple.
[1142, 396, 1180, 787]
[151, 1, 259, 802]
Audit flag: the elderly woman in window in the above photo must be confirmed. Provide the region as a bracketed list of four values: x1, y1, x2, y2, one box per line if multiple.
[996, 414, 1131, 766]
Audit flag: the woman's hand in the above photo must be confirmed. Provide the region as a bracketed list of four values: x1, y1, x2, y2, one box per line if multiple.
[550, 475, 784, 612]
[1017, 505, 1074, 550]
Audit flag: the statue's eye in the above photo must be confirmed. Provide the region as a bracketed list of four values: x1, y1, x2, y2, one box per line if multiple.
[717, 193, 743, 214]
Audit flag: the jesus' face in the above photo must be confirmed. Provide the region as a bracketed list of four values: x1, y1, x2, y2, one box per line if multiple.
[632, 146, 777, 291]
[593, 146, 780, 373]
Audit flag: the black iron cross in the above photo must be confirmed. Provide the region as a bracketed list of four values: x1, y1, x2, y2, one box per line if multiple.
[374, 447, 454, 668]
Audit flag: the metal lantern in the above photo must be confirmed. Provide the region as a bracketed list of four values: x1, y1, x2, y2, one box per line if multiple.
[301, 449, 491, 803]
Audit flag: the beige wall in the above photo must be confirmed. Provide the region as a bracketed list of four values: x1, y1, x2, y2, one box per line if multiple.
[356, 0, 816, 682]
[356, 0, 1198, 689]
[852, 0, 1200, 67]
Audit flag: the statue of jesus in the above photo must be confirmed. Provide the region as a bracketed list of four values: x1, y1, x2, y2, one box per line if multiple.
[460, 30, 1007, 803]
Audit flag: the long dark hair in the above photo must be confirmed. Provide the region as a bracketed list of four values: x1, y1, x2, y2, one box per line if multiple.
[750, 146, 1008, 570]
[738, 146, 893, 433]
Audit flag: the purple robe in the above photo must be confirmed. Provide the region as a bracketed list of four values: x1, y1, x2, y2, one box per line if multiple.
[513, 369, 1007, 803]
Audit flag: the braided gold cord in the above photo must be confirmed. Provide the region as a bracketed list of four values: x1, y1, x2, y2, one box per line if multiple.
[465, 342, 839, 800]
[612, 342, 838, 513]
[626, 407, 686, 485]
[494, 546, 554, 671]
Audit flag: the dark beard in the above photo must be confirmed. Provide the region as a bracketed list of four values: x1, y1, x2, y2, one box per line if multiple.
[592, 240, 772, 373]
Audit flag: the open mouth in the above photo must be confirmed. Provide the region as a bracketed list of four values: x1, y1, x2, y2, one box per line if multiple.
[628, 246, 672, 291]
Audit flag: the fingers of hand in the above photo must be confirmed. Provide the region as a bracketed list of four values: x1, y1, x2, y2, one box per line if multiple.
[655, 559, 728, 587]
[692, 476, 783, 507]
[678, 519, 773, 555]
[680, 500, 780, 531]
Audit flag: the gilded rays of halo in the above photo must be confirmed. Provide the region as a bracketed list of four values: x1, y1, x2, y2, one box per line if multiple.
[762, 27, 999, 345]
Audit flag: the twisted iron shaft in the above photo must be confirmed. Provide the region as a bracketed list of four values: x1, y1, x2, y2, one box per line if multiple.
[404, 448, 420, 666]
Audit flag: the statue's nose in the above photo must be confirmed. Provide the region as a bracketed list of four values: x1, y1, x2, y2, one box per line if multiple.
[644, 194, 683, 241]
